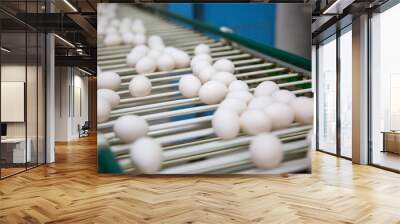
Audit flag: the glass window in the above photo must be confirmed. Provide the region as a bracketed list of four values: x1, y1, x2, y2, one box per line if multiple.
[317, 35, 337, 154]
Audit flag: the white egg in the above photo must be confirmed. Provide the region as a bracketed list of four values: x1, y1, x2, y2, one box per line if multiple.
[249, 133, 283, 169]
[150, 43, 165, 52]
[192, 60, 211, 76]
[114, 115, 149, 143]
[248, 96, 275, 110]
[157, 54, 175, 72]
[228, 80, 249, 92]
[105, 26, 118, 35]
[219, 98, 247, 115]
[194, 44, 210, 55]
[97, 97, 111, 123]
[198, 66, 216, 83]
[163, 47, 178, 54]
[179, 75, 202, 98]
[131, 45, 149, 55]
[133, 34, 146, 45]
[213, 59, 235, 73]
[264, 102, 295, 130]
[290, 96, 314, 124]
[191, 54, 212, 66]
[148, 35, 163, 46]
[198, 81, 228, 105]
[147, 49, 162, 59]
[103, 33, 121, 46]
[211, 72, 237, 86]
[97, 71, 121, 91]
[226, 90, 253, 104]
[129, 75, 152, 97]
[132, 20, 146, 33]
[212, 108, 240, 140]
[126, 51, 144, 67]
[254, 81, 279, 97]
[171, 50, 190, 68]
[272, 89, 296, 104]
[97, 89, 120, 109]
[130, 137, 162, 174]
[240, 110, 272, 135]
[136, 57, 156, 74]
[122, 32, 135, 45]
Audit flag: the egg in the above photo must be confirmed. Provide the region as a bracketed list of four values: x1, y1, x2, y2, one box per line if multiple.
[226, 91, 253, 104]
[290, 96, 314, 124]
[219, 98, 247, 115]
[157, 54, 175, 72]
[192, 60, 211, 76]
[133, 34, 146, 45]
[211, 72, 237, 86]
[249, 133, 283, 169]
[148, 35, 163, 46]
[105, 26, 118, 35]
[164, 47, 178, 54]
[212, 108, 240, 140]
[136, 57, 156, 74]
[198, 81, 228, 104]
[171, 50, 190, 69]
[113, 115, 149, 143]
[213, 59, 235, 73]
[130, 137, 162, 174]
[97, 89, 120, 109]
[97, 97, 111, 123]
[248, 96, 275, 110]
[179, 75, 202, 98]
[131, 45, 149, 55]
[254, 81, 279, 97]
[272, 89, 296, 104]
[264, 102, 295, 130]
[228, 80, 249, 92]
[194, 44, 210, 55]
[150, 43, 165, 52]
[132, 20, 146, 33]
[240, 110, 272, 135]
[103, 33, 121, 46]
[147, 49, 162, 60]
[191, 54, 213, 67]
[122, 32, 135, 45]
[126, 51, 144, 67]
[198, 66, 216, 83]
[97, 71, 121, 91]
[129, 75, 152, 97]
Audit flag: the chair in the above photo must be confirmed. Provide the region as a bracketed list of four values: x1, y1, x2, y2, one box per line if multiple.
[79, 121, 90, 138]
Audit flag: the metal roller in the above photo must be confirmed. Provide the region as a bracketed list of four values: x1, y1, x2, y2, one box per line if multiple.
[97, 5, 313, 174]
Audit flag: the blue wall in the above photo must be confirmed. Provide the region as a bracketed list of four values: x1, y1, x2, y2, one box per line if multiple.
[167, 3, 276, 46]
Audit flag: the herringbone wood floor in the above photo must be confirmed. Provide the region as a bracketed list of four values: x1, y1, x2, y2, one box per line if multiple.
[0, 135, 399, 224]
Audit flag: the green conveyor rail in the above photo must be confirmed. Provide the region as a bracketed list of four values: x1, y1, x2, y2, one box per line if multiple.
[98, 139, 122, 173]
[140, 5, 311, 72]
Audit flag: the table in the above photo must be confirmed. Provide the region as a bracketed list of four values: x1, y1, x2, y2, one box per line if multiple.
[382, 131, 400, 155]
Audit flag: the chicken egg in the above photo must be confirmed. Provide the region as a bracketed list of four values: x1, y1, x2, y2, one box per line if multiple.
[228, 80, 249, 92]
[249, 133, 283, 169]
[130, 137, 162, 174]
[264, 102, 295, 130]
[97, 71, 121, 91]
[247, 96, 275, 110]
[122, 32, 135, 45]
[171, 50, 190, 69]
[219, 98, 247, 115]
[150, 43, 165, 52]
[211, 72, 237, 86]
[129, 75, 152, 97]
[97, 89, 120, 109]
[212, 108, 240, 140]
[254, 81, 279, 97]
[213, 59, 235, 73]
[290, 96, 314, 124]
[147, 49, 162, 60]
[194, 44, 210, 55]
[157, 54, 175, 72]
[131, 45, 149, 55]
[97, 97, 111, 123]
[114, 115, 149, 143]
[126, 51, 144, 67]
[103, 33, 121, 46]
[192, 60, 211, 76]
[272, 89, 296, 104]
[240, 110, 272, 135]
[164, 47, 179, 55]
[179, 75, 202, 98]
[133, 34, 146, 45]
[198, 81, 228, 105]
[198, 66, 216, 83]
[191, 54, 213, 67]
[148, 35, 163, 46]
[136, 57, 157, 74]
[226, 90, 253, 104]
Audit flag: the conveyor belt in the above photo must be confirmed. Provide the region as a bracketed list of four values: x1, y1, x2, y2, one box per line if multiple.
[97, 5, 313, 174]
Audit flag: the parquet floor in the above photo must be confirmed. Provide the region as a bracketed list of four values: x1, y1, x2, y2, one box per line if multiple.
[0, 134, 399, 224]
